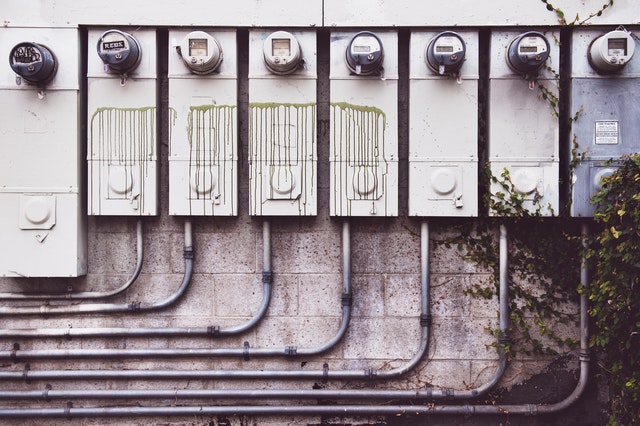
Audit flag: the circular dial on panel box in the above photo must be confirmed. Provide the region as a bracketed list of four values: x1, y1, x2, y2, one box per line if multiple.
[426, 31, 466, 76]
[263, 31, 302, 75]
[9, 42, 58, 85]
[345, 31, 384, 76]
[506, 31, 550, 75]
[97, 29, 142, 74]
[588, 30, 636, 74]
[180, 31, 223, 74]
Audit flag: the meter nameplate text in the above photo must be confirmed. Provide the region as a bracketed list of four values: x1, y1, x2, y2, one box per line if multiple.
[594, 120, 619, 145]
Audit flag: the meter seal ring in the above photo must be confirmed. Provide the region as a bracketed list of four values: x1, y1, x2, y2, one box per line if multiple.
[587, 29, 636, 75]
[262, 30, 303, 75]
[345, 31, 385, 76]
[425, 31, 466, 76]
[97, 29, 142, 76]
[9, 42, 58, 87]
[505, 31, 550, 77]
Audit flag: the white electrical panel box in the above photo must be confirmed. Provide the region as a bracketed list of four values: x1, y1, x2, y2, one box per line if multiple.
[0, 27, 87, 277]
[168, 29, 238, 216]
[248, 30, 317, 216]
[488, 30, 559, 216]
[409, 31, 479, 217]
[330, 31, 398, 217]
[571, 27, 640, 217]
[87, 28, 158, 216]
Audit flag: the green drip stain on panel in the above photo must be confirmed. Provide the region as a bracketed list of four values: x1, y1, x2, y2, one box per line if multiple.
[185, 104, 236, 209]
[330, 102, 388, 211]
[89, 106, 157, 213]
[248, 102, 316, 215]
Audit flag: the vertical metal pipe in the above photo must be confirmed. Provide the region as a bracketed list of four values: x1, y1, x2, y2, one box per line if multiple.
[183, 219, 193, 248]
[342, 220, 351, 294]
[580, 221, 589, 354]
[421, 221, 430, 317]
[499, 224, 509, 334]
[299, 220, 352, 355]
[263, 220, 272, 273]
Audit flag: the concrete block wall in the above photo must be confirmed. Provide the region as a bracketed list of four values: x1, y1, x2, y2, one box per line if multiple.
[0, 0, 627, 424]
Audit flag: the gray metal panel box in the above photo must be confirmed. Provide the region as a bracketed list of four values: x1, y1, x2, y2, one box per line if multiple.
[570, 27, 640, 217]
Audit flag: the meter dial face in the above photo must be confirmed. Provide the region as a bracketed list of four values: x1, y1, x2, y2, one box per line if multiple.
[345, 31, 384, 76]
[426, 31, 466, 75]
[97, 29, 142, 74]
[588, 30, 636, 74]
[506, 31, 550, 75]
[9, 42, 57, 85]
[262, 31, 302, 75]
[180, 31, 223, 74]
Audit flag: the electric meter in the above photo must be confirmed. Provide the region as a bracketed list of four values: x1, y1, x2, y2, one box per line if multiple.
[262, 31, 302, 75]
[345, 31, 384, 75]
[97, 29, 142, 74]
[506, 31, 550, 75]
[179, 31, 223, 74]
[588, 29, 636, 74]
[9, 42, 57, 85]
[426, 31, 466, 75]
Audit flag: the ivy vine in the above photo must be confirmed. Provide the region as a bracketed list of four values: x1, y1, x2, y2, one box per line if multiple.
[586, 155, 640, 425]
[443, 3, 640, 425]
[443, 169, 582, 357]
[541, 0, 615, 26]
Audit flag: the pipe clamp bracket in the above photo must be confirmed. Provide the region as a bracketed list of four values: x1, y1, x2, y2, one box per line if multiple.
[285, 346, 297, 357]
[243, 341, 250, 361]
[341, 293, 353, 307]
[420, 313, 432, 327]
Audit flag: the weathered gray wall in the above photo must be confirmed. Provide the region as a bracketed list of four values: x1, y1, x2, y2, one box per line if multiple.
[0, 0, 628, 424]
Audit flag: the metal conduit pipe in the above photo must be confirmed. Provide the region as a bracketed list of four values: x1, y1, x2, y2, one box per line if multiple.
[0, 221, 352, 361]
[0, 219, 144, 301]
[0, 221, 589, 419]
[0, 221, 194, 316]
[0, 221, 272, 338]
[0, 221, 421, 380]
[0, 221, 502, 400]
[0, 221, 501, 388]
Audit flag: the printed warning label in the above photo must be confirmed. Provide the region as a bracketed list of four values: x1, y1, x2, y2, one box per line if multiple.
[595, 120, 619, 145]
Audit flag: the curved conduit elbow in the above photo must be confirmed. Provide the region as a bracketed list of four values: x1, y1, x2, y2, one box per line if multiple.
[0, 220, 272, 339]
[0, 220, 194, 316]
[0, 221, 529, 416]
[298, 220, 353, 356]
[0, 219, 144, 301]
[0, 220, 351, 361]
[0, 221, 589, 419]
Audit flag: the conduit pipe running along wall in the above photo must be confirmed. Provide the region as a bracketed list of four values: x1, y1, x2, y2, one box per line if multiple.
[0, 221, 353, 361]
[0, 223, 589, 419]
[0, 221, 273, 338]
[0, 221, 518, 415]
[0, 221, 193, 316]
[0, 221, 431, 380]
[0, 220, 144, 301]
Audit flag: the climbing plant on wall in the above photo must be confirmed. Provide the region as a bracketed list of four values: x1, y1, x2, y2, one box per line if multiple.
[540, 0, 614, 26]
[445, 3, 640, 424]
[443, 172, 582, 357]
[586, 155, 640, 425]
